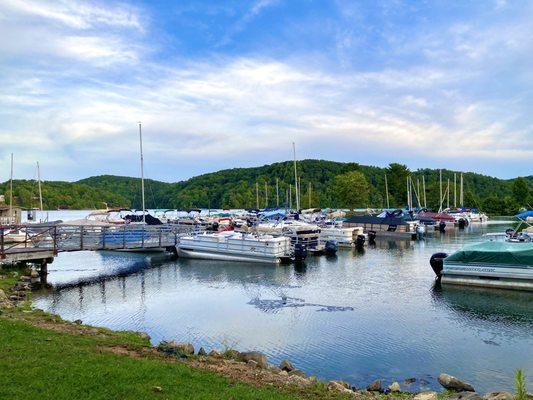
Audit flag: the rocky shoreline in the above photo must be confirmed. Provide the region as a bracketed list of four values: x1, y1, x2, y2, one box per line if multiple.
[0, 269, 529, 400]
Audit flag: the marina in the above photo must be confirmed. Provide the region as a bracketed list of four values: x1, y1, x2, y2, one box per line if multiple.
[2, 210, 528, 394]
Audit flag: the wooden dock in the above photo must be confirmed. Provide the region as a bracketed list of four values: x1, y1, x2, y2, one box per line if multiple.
[0, 224, 183, 265]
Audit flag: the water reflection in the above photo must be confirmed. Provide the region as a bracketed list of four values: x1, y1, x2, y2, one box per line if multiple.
[32, 222, 533, 393]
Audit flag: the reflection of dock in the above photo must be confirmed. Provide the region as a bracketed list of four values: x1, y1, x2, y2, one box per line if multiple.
[1, 224, 180, 266]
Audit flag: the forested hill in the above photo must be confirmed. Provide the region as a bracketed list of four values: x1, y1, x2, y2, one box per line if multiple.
[1, 160, 531, 215]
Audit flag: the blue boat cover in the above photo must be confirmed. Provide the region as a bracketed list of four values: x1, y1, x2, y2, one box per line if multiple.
[516, 210, 533, 219]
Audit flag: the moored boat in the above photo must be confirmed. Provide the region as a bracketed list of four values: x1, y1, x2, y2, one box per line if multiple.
[176, 231, 292, 264]
[430, 242, 533, 291]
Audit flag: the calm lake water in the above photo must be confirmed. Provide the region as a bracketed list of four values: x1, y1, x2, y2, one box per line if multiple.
[31, 211, 533, 393]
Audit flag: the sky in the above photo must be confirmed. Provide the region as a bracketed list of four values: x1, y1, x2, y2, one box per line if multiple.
[0, 0, 532, 182]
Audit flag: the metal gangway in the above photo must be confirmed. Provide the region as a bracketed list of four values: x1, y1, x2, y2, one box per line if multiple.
[0, 224, 188, 265]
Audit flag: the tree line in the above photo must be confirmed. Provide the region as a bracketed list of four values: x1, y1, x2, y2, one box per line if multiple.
[1, 160, 531, 215]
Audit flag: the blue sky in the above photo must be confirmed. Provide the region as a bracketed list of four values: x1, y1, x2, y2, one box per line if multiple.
[0, 0, 531, 182]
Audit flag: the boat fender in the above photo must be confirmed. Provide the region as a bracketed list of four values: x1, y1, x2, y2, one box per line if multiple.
[429, 252, 448, 278]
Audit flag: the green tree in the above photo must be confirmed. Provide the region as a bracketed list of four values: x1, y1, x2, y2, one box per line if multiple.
[332, 171, 370, 209]
[386, 163, 410, 207]
[512, 177, 530, 205]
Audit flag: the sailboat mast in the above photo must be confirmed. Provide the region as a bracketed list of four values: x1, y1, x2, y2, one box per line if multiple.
[256, 182, 259, 209]
[276, 178, 279, 207]
[454, 173, 457, 208]
[308, 181, 311, 208]
[439, 169, 442, 212]
[384, 174, 390, 209]
[292, 142, 299, 210]
[460, 173, 464, 207]
[9, 153, 13, 219]
[289, 184, 292, 209]
[138, 122, 146, 223]
[417, 178, 420, 208]
[447, 178, 450, 209]
[422, 175, 427, 208]
[265, 182, 268, 208]
[37, 161, 43, 212]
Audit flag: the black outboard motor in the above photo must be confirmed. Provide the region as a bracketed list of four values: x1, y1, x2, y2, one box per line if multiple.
[458, 218, 466, 229]
[438, 221, 446, 233]
[429, 252, 448, 278]
[356, 234, 366, 247]
[210, 221, 219, 231]
[367, 230, 377, 244]
[293, 243, 307, 261]
[325, 240, 338, 255]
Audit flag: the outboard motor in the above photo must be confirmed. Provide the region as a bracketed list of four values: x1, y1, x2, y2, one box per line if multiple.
[429, 252, 448, 278]
[293, 243, 307, 261]
[367, 230, 377, 244]
[356, 234, 366, 248]
[438, 221, 446, 233]
[210, 221, 219, 232]
[325, 239, 338, 255]
[458, 218, 466, 229]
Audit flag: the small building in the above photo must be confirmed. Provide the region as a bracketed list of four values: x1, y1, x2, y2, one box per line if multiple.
[0, 205, 22, 225]
[0, 194, 5, 203]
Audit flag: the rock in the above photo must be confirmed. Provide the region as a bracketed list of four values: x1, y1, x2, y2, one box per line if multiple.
[414, 391, 438, 400]
[20, 275, 31, 282]
[9, 295, 19, 301]
[0, 289, 13, 308]
[308, 376, 317, 383]
[138, 332, 151, 341]
[327, 381, 353, 394]
[152, 386, 162, 392]
[247, 360, 258, 368]
[238, 351, 268, 368]
[389, 382, 401, 392]
[198, 347, 207, 356]
[73, 319, 83, 325]
[405, 377, 417, 384]
[279, 370, 288, 376]
[483, 392, 513, 400]
[288, 369, 306, 378]
[279, 359, 294, 372]
[208, 349, 221, 358]
[30, 270, 39, 279]
[438, 373, 475, 392]
[175, 342, 194, 356]
[446, 392, 483, 400]
[366, 379, 382, 392]
[157, 340, 179, 355]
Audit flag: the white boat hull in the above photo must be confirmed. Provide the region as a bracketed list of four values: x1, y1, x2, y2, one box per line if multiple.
[442, 262, 533, 291]
[177, 247, 281, 264]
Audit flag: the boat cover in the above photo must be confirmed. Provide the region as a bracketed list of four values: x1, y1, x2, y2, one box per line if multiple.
[445, 242, 533, 267]
[516, 210, 533, 219]
[344, 215, 408, 225]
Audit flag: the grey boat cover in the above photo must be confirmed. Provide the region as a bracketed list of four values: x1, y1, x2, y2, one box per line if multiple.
[445, 242, 533, 267]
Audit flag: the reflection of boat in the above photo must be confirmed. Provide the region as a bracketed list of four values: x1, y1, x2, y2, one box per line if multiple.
[177, 231, 292, 264]
[430, 242, 533, 291]
[431, 283, 533, 325]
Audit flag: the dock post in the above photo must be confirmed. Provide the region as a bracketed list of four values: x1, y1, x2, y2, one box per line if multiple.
[80, 226, 84, 250]
[39, 259, 48, 287]
[158, 228, 162, 248]
[0, 227, 4, 259]
[141, 225, 145, 248]
[102, 226, 107, 249]
[122, 225, 126, 249]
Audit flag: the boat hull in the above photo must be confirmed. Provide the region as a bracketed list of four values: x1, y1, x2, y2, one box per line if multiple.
[442, 262, 533, 291]
[177, 247, 281, 264]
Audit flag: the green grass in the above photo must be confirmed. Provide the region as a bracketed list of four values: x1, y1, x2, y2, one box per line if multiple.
[514, 369, 527, 400]
[0, 317, 299, 400]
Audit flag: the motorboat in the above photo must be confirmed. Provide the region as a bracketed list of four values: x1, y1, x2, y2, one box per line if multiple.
[176, 231, 292, 264]
[430, 241, 533, 291]
[319, 225, 366, 247]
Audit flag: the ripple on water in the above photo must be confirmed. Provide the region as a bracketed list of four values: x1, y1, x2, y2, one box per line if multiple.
[31, 222, 533, 393]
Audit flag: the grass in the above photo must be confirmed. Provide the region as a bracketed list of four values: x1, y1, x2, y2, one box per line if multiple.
[514, 369, 527, 400]
[0, 315, 301, 400]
